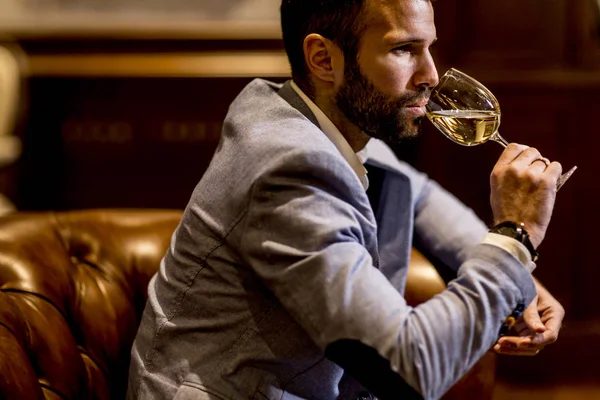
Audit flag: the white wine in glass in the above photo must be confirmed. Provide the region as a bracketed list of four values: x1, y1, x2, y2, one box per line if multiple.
[426, 68, 577, 190]
[427, 110, 502, 146]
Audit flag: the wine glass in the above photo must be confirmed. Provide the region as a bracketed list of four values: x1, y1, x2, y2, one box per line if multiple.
[426, 68, 577, 191]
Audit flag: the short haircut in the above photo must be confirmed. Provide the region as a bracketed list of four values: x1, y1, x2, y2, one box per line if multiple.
[280, 0, 367, 98]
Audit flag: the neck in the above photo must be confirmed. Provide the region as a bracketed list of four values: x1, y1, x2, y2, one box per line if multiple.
[313, 93, 371, 153]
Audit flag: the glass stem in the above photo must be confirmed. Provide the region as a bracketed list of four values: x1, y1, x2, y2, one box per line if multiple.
[491, 131, 509, 148]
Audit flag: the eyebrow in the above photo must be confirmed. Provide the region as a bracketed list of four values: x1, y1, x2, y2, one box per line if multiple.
[388, 37, 438, 46]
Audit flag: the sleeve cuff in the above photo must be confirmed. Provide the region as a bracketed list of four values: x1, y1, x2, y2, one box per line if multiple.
[482, 232, 536, 273]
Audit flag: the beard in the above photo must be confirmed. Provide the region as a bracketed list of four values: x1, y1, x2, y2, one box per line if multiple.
[334, 60, 430, 144]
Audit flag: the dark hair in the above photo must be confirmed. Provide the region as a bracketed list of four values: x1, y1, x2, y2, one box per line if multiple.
[280, 0, 367, 99]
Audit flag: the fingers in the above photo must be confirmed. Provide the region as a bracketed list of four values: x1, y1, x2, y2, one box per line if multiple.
[538, 157, 551, 166]
[530, 330, 559, 347]
[545, 161, 563, 182]
[511, 148, 560, 182]
[529, 157, 550, 174]
[495, 336, 545, 356]
[494, 342, 541, 356]
[522, 298, 547, 334]
[495, 143, 562, 189]
[495, 143, 530, 166]
[496, 315, 560, 356]
[531, 317, 561, 346]
[511, 146, 543, 169]
[497, 144, 560, 173]
[496, 281, 565, 357]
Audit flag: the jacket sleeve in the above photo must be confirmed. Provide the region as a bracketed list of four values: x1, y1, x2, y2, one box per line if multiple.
[238, 148, 536, 400]
[413, 177, 490, 272]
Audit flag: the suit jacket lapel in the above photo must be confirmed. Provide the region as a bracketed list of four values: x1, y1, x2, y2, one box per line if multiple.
[277, 80, 320, 128]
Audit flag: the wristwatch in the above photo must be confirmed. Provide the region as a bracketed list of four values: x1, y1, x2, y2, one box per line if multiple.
[489, 221, 539, 263]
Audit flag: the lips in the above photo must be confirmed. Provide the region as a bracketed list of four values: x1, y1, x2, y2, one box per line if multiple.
[407, 99, 429, 108]
[404, 105, 427, 117]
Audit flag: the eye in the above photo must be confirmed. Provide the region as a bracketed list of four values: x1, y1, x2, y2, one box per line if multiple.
[392, 44, 413, 54]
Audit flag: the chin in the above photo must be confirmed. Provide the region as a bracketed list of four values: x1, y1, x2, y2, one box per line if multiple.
[361, 116, 423, 144]
[373, 128, 419, 145]
[396, 119, 423, 140]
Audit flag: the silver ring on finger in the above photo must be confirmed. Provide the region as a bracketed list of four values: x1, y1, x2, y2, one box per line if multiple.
[532, 158, 550, 168]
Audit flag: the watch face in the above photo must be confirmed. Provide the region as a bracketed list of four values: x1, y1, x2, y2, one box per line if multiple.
[495, 226, 521, 240]
[491, 222, 538, 262]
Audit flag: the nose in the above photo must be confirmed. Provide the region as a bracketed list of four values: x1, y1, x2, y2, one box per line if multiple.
[414, 51, 439, 90]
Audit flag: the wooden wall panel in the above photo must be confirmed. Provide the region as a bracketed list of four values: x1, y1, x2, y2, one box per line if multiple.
[463, 0, 567, 69]
[570, 0, 600, 68]
[432, 0, 572, 70]
[16, 77, 270, 210]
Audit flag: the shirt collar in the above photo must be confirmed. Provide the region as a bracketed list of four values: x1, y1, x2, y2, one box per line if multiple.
[290, 80, 369, 190]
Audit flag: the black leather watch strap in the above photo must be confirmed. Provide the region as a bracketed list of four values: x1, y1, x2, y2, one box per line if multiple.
[489, 221, 539, 263]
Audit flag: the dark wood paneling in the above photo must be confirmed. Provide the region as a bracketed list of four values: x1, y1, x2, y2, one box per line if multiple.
[16, 77, 282, 210]
[464, 1, 566, 69]
[569, 0, 600, 68]
[432, 0, 575, 70]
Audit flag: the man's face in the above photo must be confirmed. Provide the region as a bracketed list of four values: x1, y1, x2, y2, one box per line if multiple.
[335, 0, 439, 143]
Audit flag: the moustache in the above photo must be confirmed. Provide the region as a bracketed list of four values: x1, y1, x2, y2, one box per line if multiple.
[395, 90, 431, 108]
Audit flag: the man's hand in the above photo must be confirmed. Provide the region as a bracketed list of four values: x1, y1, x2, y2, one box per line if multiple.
[494, 278, 565, 356]
[490, 143, 562, 248]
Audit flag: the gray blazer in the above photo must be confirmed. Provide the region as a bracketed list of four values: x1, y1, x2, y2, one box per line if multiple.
[127, 79, 536, 400]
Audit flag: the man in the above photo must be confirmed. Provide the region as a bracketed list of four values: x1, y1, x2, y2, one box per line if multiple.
[128, 0, 565, 399]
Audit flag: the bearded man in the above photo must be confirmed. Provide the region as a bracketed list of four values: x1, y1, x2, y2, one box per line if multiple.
[128, 0, 565, 399]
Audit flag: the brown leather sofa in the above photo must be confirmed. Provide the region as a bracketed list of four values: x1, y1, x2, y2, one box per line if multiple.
[0, 209, 495, 399]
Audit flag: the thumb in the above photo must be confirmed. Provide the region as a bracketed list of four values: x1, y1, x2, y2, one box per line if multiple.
[522, 299, 546, 333]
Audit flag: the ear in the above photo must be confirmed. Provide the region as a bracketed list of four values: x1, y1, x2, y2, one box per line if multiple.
[302, 34, 344, 87]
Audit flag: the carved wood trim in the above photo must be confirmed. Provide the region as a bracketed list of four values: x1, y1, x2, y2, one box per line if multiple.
[27, 51, 290, 77]
[0, 20, 282, 40]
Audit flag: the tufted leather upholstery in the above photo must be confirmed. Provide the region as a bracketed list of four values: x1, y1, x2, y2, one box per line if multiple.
[0, 210, 181, 400]
[0, 209, 495, 399]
